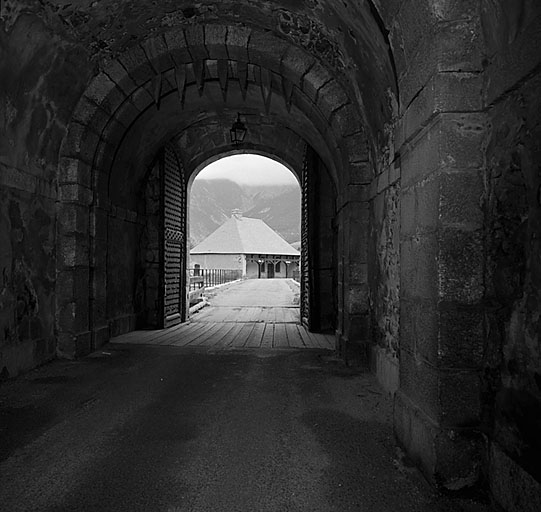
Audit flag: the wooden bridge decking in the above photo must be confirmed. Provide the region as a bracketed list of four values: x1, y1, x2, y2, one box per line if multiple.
[112, 280, 334, 350]
[111, 315, 334, 350]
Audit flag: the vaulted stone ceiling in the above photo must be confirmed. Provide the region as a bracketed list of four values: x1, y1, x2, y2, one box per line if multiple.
[3, 0, 398, 192]
[6, 0, 397, 125]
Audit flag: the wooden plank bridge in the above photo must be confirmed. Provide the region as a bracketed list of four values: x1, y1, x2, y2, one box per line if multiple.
[112, 279, 334, 350]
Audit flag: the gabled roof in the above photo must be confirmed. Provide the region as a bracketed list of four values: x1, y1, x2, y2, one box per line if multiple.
[190, 216, 300, 256]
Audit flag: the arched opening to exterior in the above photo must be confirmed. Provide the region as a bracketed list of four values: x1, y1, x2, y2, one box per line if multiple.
[188, 154, 301, 273]
[188, 151, 301, 188]
[187, 153, 302, 325]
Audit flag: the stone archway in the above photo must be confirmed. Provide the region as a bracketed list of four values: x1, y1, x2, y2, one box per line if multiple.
[55, 26, 372, 358]
[47, 1, 486, 494]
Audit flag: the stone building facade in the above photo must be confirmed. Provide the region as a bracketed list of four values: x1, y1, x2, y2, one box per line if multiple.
[0, 1, 540, 509]
[190, 213, 300, 278]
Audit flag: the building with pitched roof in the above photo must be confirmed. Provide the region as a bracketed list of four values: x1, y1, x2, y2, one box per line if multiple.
[190, 211, 300, 278]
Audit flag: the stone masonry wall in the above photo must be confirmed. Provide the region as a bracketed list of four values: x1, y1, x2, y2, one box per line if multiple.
[390, 0, 487, 491]
[135, 160, 162, 329]
[481, 1, 541, 508]
[0, 188, 56, 378]
[368, 164, 400, 394]
[484, 72, 541, 510]
[0, 12, 89, 376]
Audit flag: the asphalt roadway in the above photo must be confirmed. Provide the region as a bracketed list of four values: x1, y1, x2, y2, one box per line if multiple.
[0, 344, 492, 511]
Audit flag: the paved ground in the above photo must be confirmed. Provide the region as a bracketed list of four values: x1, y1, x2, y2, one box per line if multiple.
[193, 278, 300, 323]
[0, 346, 491, 512]
[203, 278, 300, 307]
[0, 280, 492, 511]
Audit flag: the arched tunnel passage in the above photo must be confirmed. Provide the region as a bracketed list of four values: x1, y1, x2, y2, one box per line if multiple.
[6, 1, 536, 503]
[55, 27, 365, 354]
[128, 137, 337, 335]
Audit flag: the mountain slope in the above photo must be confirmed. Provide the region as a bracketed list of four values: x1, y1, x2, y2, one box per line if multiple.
[189, 179, 301, 248]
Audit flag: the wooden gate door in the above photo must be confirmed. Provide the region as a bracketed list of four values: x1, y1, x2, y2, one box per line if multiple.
[267, 263, 275, 278]
[300, 145, 313, 328]
[161, 144, 187, 327]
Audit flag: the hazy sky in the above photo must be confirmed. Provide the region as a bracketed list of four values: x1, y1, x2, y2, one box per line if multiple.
[196, 154, 298, 185]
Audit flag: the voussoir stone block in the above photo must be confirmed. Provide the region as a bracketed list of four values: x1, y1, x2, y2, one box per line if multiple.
[58, 184, 93, 205]
[205, 24, 228, 60]
[226, 26, 251, 62]
[330, 103, 362, 138]
[101, 58, 138, 96]
[164, 30, 192, 64]
[84, 73, 120, 114]
[184, 25, 209, 60]
[248, 32, 288, 73]
[57, 202, 89, 235]
[58, 158, 91, 187]
[141, 35, 171, 72]
[317, 79, 349, 119]
[302, 61, 332, 101]
[118, 45, 156, 86]
[281, 46, 314, 85]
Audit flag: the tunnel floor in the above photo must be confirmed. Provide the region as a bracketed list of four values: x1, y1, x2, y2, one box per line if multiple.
[0, 345, 491, 511]
[0, 280, 490, 511]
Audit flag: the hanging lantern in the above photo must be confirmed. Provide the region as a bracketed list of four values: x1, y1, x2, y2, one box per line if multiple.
[230, 113, 247, 146]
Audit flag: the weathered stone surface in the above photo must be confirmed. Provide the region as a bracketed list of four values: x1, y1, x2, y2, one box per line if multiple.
[394, 390, 484, 489]
[280, 45, 315, 86]
[400, 350, 482, 427]
[398, 18, 484, 107]
[0, 190, 56, 378]
[482, 1, 541, 104]
[164, 30, 192, 64]
[141, 35, 171, 73]
[484, 67, 541, 491]
[225, 26, 251, 62]
[248, 32, 288, 74]
[438, 228, 484, 303]
[397, 72, 484, 147]
[401, 234, 439, 300]
[302, 61, 332, 103]
[401, 300, 484, 369]
[369, 183, 400, 358]
[204, 24, 228, 60]
[489, 443, 541, 512]
[401, 113, 487, 188]
[118, 45, 155, 86]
